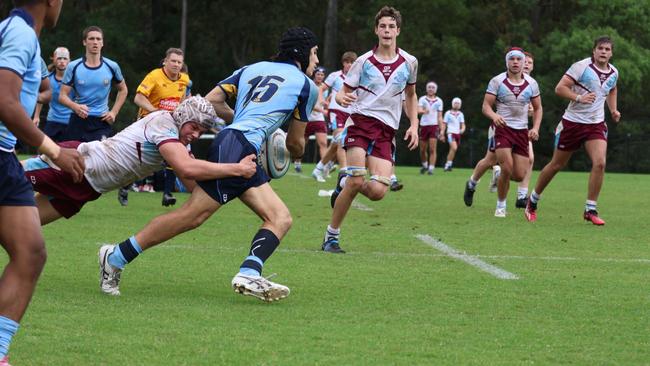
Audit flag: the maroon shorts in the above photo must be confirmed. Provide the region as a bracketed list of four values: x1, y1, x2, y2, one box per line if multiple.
[329, 110, 350, 130]
[419, 125, 439, 140]
[555, 119, 607, 151]
[447, 133, 461, 145]
[24, 141, 101, 218]
[343, 114, 396, 163]
[488, 124, 529, 157]
[304, 121, 327, 138]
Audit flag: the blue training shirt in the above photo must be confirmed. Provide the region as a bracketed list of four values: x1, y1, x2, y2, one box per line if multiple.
[0, 8, 42, 152]
[62, 56, 123, 116]
[47, 71, 74, 124]
[218, 60, 318, 152]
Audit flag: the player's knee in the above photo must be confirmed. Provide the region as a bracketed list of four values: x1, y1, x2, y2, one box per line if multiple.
[592, 157, 606, 172]
[367, 186, 387, 201]
[345, 176, 364, 192]
[13, 239, 47, 276]
[268, 208, 292, 234]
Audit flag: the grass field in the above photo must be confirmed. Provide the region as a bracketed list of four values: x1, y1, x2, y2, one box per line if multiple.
[3, 164, 649, 365]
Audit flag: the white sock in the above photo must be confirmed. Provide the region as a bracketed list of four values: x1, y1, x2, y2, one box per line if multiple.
[428, 166, 434, 172]
[468, 176, 478, 189]
[530, 190, 541, 203]
[496, 200, 507, 209]
[421, 162, 428, 168]
[517, 187, 528, 199]
[315, 161, 325, 170]
[585, 200, 597, 211]
[390, 174, 397, 183]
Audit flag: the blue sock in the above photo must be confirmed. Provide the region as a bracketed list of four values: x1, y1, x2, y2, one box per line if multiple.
[0, 316, 19, 358]
[164, 169, 176, 195]
[108, 236, 143, 269]
[239, 229, 280, 276]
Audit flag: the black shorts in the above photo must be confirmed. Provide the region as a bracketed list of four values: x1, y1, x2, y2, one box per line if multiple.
[43, 120, 69, 142]
[0, 151, 36, 206]
[198, 129, 270, 205]
[66, 114, 113, 142]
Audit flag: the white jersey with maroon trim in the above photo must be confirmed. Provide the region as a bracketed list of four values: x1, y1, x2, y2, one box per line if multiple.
[562, 57, 618, 124]
[486, 72, 540, 130]
[344, 48, 418, 130]
[323, 70, 350, 113]
[443, 110, 465, 134]
[309, 83, 326, 121]
[79, 111, 181, 193]
[418, 96, 443, 126]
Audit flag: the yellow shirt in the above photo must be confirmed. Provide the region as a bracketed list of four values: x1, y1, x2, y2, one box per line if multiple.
[136, 68, 190, 117]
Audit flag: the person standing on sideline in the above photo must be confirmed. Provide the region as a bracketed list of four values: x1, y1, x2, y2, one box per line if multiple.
[442, 97, 466, 172]
[417, 81, 443, 175]
[0, 2, 85, 365]
[34, 47, 73, 141]
[59, 25, 128, 142]
[525, 36, 620, 225]
[321, 6, 419, 253]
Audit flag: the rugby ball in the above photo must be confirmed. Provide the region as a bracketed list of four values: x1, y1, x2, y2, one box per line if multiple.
[259, 129, 290, 178]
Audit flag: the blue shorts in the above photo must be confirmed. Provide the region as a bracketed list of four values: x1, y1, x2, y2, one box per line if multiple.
[0, 152, 36, 206]
[66, 114, 112, 142]
[197, 129, 270, 205]
[43, 120, 69, 142]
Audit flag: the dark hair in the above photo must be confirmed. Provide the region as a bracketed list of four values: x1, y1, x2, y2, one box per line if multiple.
[375, 6, 402, 28]
[13, 0, 44, 6]
[524, 51, 534, 60]
[82, 26, 103, 40]
[593, 36, 613, 50]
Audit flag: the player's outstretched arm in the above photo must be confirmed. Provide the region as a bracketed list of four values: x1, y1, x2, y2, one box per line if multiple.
[160, 141, 256, 180]
[206, 86, 234, 123]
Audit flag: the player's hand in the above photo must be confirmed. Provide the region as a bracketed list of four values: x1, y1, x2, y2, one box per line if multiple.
[578, 92, 597, 104]
[75, 104, 89, 119]
[438, 133, 446, 142]
[238, 154, 257, 178]
[52, 148, 86, 183]
[404, 126, 419, 150]
[101, 111, 117, 124]
[611, 110, 621, 123]
[492, 114, 507, 127]
[339, 92, 357, 107]
[528, 128, 539, 141]
[33, 116, 40, 127]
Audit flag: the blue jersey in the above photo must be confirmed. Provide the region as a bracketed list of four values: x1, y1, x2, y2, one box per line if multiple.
[63, 56, 123, 116]
[47, 72, 74, 124]
[219, 60, 318, 152]
[0, 9, 42, 152]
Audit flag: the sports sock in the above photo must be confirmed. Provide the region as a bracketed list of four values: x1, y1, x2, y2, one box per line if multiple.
[0, 316, 18, 358]
[163, 169, 176, 195]
[325, 161, 334, 170]
[315, 161, 325, 170]
[446, 161, 452, 168]
[294, 161, 302, 169]
[239, 229, 280, 277]
[468, 176, 478, 189]
[496, 200, 507, 209]
[585, 200, 597, 212]
[428, 166, 434, 172]
[517, 187, 528, 199]
[390, 174, 397, 184]
[421, 162, 428, 168]
[530, 190, 541, 203]
[108, 236, 143, 269]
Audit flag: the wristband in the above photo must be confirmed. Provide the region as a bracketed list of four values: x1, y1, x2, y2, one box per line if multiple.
[38, 136, 61, 160]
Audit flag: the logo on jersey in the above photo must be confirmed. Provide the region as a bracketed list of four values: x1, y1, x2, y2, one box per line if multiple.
[382, 65, 392, 77]
[103, 79, 110, 86]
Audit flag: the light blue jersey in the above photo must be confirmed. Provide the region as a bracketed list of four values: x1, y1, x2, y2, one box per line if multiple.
[0, 9, 42, 152]
[219, 60, 318, 152]
[63, 56, 123, 116]
[47, 71, 74, 124]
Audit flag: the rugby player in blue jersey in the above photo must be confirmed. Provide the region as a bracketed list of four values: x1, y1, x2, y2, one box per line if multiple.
[98, 27, 319, 302]
[0, 1, 84, 365]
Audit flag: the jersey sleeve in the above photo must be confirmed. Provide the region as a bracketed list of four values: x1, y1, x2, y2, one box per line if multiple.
[136, 70, 157, 97]
[0, 26, 35, 77]
[436, 99, 444, 112]
[145, 114, 181, 146]
[293, 78, 318, 122]
[418, 96, 427, 108]
[323, 72, 337, 87]
[486, 76, 500, 95]
[40, 58, 48, 79]
[218, 66, 246, 98]
[459, 112, 465, 123]
[564, 61, 584, 83]
[62, 61, 75, 85]
[408, 58, 418, 85]
[109, 60, 124, 83]
[343, 58, 362, 89]
[443, 111, 451, 123]
[530, 79, 541, 98]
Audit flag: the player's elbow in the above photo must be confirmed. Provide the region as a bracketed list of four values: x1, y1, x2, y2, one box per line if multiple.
[286, 137, 304, 158]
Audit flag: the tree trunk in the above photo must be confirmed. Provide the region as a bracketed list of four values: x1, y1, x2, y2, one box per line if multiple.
[323, 0, 338, 71]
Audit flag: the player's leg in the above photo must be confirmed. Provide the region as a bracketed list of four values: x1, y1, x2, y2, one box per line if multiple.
[231, 183, 292, 301]
[494, 147, 514, 217]
[360, 155, 393, 200]
[162, 167, 177, 206]
[444, 137, 458, 171]
[34, 193, 64, 225]
[583, 138, 607, 224]
[525, 148, 573, 222]
[0, 206, 47, 360]
[464, 150, 497, 207]
[516, 141, 534, 208]
[418, 139, 428, 174]
[334, 128, 348, 170]
[315, 131, 328, 161]
[427, 137, 437, 174]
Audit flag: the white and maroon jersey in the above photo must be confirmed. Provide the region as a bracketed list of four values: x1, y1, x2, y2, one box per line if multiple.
[562, 57, 618, 124]
[486, 72, 540, 130]
[344, 48, 418, 130]
[323, 70, 349, 113]
[443, 110, 465, 134]
[309, 83, 326, 121]
[418, 96, 443, 126]
[79, 111, 180, 193]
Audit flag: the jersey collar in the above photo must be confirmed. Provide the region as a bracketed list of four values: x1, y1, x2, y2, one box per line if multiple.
[10, 8, 35, 27]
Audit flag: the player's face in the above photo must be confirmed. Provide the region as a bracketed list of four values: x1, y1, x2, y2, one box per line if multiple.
[179, 122, 206, 145]
[507, 55, 523, 74]
[375, 17, 400, 48]
[44, 0, 64, 29]
[593, 42, 613, 64]
[305, 46, 319, 77]
[342, 60, 353, 73]
[426, 83, 437, 96]
[55, 56, 69, 71]
[452, 102, 461, 110]
[83, 31, 104, 55]
[164, 53, 184, 76]
[524, 56, 534, 74]
[314, 70, 325, 83]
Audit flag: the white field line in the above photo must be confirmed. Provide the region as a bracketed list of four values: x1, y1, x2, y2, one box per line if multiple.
[415, 234, 520, 280]
[351, 200, 373, 211]
[101, 244, 650, 265]
[287, 172, 312, 180]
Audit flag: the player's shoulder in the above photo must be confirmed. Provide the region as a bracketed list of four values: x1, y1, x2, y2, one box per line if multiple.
[609, 63, 619, 75]
[570, 57, 592, 70]
[179, 72, 190, 83]
[66, 58, 84, 70]
[398, 48, 417, 63]
[490, 72, 508, 83]
[101, 56, 120, 69]
[144, 111, 177, 130]
[356, 50, 375, 64]
[523, 73, 538, 85]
